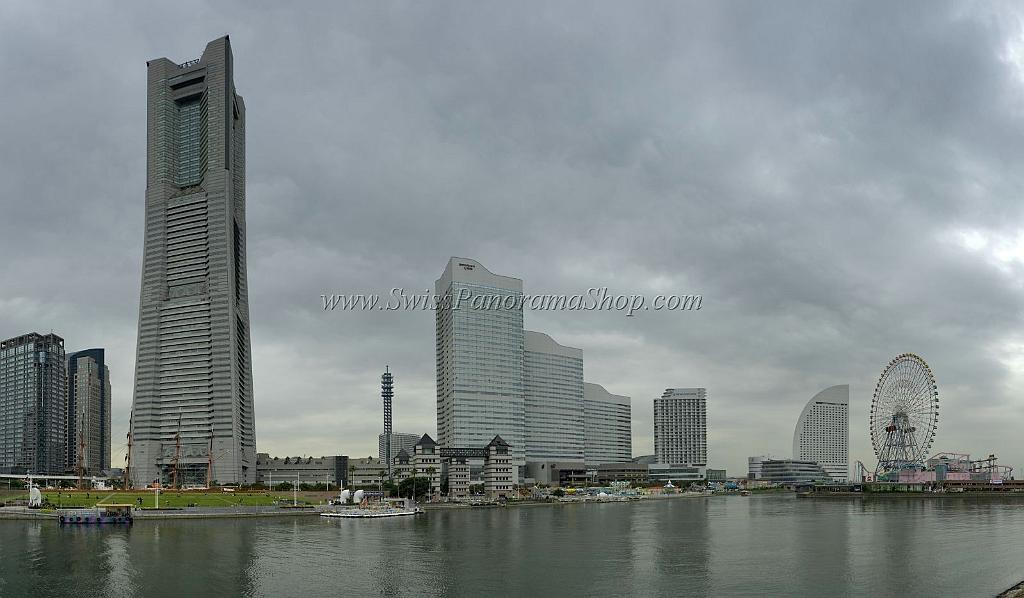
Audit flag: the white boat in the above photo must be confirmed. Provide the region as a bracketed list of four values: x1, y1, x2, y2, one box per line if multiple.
[321, 507, 421, 519]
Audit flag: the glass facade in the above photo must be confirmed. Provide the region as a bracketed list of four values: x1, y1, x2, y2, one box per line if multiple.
[583, 383, 632, 466]
[0, 333, 67, 475]
[436, 259, 525, 473]
[174, 96, 207, 187]
[524, 332, 584, 463]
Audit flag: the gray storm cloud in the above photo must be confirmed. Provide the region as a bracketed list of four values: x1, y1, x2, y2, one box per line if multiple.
[1, 1, 1023, 475]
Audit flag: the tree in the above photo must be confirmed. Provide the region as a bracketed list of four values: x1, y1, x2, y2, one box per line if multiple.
[425, 467, 437, 498]
[398, 476, 431, 501]
[551, 488, 565, 497]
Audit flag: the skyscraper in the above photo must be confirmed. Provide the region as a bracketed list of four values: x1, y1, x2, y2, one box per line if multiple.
[129, 36, 255, 487]
[792, 385, 849, 481]
[435, 257, 525, 476]
[0, 333, 67, 475]
[524, 331, 584, 469]
[583, 382, 632, 466]
[654, 388, 707, 465]
[378, 432, 419, 465]
[67, 349, 111, 474]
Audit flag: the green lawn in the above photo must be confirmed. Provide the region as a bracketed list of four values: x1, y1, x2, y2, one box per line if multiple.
[40, 491, 316, 509]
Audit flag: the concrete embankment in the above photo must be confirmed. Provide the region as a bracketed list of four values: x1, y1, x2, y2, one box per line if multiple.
[997, 580, 1024, 597]
[0, 506, 322, 521]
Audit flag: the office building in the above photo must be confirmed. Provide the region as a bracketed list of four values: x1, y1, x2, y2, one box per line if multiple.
[759, 459, 831, 484]
[435, 257, 525, 477]
[654, 388, 707, 466]
[129, 37, 256, 486]
[583, 382, 632, 466]
[255, 454, 348, 488]
[0, 333, 67, 475]
[748, 456, 768, 480]
[67, 349, 112, 475]
[379, 432, 420, 467]
[792, 385, 849, 482]
[524, 331, 584, 478]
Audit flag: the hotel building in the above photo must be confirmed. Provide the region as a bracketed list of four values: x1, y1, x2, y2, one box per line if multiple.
[792, 385, 849, 482]
[583, 382, 632, 467]
[524, 331, 585, 479]
[435, 258, 525, 476]
[654, 388, 707, 466]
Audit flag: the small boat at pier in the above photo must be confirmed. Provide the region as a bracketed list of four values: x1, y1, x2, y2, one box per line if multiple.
[59, 504, 134, 526]
[321, 507, 421, 519]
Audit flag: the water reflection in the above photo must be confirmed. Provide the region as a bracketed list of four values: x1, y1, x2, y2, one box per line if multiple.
[4, 496, 1024, 597]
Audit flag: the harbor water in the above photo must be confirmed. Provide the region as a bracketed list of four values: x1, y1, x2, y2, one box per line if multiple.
[2, 494, 1023, 597]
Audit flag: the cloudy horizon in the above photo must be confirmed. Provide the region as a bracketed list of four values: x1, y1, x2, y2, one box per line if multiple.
[3, 1, 1024, 477]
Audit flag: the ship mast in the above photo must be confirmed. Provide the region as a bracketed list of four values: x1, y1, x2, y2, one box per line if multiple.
[124, 420, 133, 490]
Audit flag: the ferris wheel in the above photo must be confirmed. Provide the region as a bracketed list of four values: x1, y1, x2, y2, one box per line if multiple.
[869, 353, 939, 475]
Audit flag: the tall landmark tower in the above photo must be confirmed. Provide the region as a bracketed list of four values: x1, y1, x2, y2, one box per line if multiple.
[381, 367, 394, 479]
[129, 37, 255, 487]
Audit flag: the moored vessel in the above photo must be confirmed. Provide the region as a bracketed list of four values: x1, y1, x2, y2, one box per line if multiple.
[59, 504, 134, 526]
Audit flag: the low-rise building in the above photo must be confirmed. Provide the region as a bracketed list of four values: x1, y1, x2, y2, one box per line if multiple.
[593, 462, 648, 485]
[484, 436, 515, 499]
[759, 459, 830, 484]
[748, 456, 768, 480]
[348, 457, 387, 487]
[525, 460, 587, 486]
[255, 454, 348, 488]
[706, 468, 727, 482]
[648, 463, 706, 484]
[446, 456, 472, 498]
[413, 434, 442, 499]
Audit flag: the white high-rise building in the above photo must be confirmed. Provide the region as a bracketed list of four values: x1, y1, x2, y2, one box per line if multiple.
[435, 258, 525, 476]
[583, 383, 631, 466]
[654, 388, 707, 465]
[524, 331, 584, 465]
[792, 385, 849, 481]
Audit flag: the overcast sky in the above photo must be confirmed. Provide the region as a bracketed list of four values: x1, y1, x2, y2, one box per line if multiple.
[2, 2, 1024, 477]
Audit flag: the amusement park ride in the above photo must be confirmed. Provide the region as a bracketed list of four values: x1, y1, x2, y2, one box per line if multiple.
[869, 353, 939, 478]
[867, 353, 1012, 482]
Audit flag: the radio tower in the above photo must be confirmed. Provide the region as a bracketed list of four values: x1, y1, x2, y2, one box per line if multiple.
[382, 367, 394, 480]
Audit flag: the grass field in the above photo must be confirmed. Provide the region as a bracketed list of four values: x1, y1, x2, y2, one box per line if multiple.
[32, 490, 321, 509]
